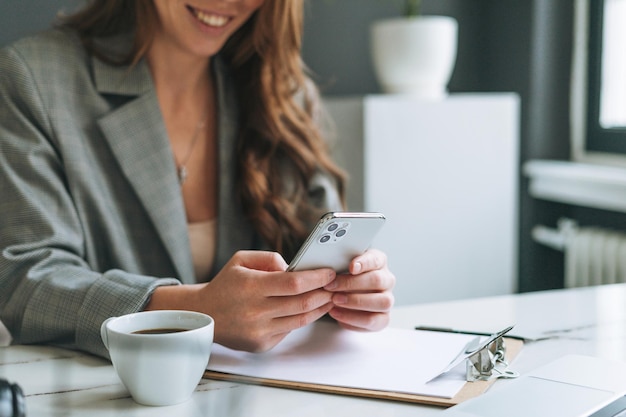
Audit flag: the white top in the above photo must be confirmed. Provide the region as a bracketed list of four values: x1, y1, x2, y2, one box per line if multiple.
[188, 219, 217, 282]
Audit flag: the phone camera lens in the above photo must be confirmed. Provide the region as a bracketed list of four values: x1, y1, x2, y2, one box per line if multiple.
[319, 234, 331, 243]
[335, 229, 347, 238]
[327, 223, 339, 232]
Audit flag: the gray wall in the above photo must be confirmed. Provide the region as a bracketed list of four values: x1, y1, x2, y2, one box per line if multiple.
[0, 0, 81, 46]
[302, 0, 501, 96]
[1, 0, 583, 293]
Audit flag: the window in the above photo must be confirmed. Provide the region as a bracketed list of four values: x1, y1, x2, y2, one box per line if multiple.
[572, 0, 626, 162]
[573, 0, 626, 161]
[596, 0, 626, 129]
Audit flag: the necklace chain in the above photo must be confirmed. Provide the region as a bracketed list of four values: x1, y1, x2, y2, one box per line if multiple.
[176, 118, 207, 184]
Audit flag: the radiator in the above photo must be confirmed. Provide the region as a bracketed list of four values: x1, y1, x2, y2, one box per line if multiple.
[533, 218, 626, 288]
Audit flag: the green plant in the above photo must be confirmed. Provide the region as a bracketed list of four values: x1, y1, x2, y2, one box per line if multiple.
[325, 1, 424, 18]
[404, 0, 422, 17]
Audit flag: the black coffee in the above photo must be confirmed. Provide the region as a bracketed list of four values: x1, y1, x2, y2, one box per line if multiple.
[132, 328, 188, 335]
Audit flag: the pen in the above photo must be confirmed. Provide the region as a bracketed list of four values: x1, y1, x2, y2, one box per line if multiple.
[414, 325, 527, 341]
[414, 325, 492, 337]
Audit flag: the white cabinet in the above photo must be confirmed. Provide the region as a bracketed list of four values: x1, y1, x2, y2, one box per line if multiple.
[324, 94, 520, 305]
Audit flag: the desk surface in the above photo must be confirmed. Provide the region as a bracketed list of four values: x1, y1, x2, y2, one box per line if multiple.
[2, 284, 626, 417]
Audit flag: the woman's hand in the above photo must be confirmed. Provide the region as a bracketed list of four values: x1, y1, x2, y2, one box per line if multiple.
[146, 250, 336, 353]
[323, 248, 396, 332]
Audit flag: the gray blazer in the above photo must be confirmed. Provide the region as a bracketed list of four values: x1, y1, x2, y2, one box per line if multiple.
[0, 29, 341, 358]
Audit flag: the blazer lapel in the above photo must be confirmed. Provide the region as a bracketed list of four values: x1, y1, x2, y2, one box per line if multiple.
[211, 57, 260, 272]
[93, 56, 195, 283]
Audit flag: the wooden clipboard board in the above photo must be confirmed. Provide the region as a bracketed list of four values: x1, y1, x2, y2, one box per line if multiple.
[204, 337, 523, 407]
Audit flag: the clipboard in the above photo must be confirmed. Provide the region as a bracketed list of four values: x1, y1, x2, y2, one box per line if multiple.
[203, 324, 523, 407]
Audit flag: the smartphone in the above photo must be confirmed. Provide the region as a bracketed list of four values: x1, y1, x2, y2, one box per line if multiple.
[287, 212, 386, 273]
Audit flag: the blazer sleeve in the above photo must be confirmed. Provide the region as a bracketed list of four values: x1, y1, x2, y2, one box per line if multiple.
[0, 45, 179, 358]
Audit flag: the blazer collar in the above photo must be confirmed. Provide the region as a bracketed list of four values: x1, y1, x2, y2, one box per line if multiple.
[92, 34, 153, 97]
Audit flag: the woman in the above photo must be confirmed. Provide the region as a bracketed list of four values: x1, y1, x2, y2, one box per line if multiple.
[0, 0, 395, 358]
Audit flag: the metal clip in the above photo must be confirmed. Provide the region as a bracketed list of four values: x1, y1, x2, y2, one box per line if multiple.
[426, 325, 520, 384]
[466, 332, 519, 381]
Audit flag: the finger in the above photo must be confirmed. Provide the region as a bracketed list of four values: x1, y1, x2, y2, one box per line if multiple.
[217, 301, 333, 353]
[325, 269, 395, 293]
[332, 291, 395, 313]
[350, 248, 387, 275]
[232, 250, 288, 272]
[268, 269, 336, 297]
[270, 301, 334, 335]
[268, 289, 334, 317]
[328, 307, 390, 332]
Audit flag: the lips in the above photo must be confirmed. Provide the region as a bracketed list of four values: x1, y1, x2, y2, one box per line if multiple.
[187, 5, 230, 28]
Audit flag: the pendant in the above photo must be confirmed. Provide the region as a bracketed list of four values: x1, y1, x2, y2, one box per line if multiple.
[178, 166, 188, 184]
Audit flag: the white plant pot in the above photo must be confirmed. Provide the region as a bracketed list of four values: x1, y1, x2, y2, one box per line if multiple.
[370, 16, 458, 99]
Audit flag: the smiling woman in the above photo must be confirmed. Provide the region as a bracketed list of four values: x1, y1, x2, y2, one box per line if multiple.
[0, 0, 396, 360]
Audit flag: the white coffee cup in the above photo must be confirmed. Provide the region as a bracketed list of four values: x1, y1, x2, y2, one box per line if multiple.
[100, 310, 214, 406]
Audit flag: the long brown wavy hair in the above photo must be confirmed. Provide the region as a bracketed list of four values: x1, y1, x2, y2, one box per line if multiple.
[60, 0, 346, 259]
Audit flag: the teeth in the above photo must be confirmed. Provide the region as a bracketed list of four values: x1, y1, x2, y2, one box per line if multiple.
[196, 11, 228, 27]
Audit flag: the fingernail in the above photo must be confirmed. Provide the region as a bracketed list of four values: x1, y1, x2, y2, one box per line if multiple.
[328, 307, 342, 319]
[325, 280, 338, 290]
[353, 262, 362, 274]
[333, 294, 348, 305]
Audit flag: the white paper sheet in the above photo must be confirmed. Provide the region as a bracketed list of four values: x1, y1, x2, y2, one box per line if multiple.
[207, 320, 476, 398]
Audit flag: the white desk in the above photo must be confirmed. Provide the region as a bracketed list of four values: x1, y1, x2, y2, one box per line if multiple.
[2, 284, 626, 416]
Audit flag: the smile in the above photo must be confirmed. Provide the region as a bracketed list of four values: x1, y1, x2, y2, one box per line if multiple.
[188, 6, 230, 28]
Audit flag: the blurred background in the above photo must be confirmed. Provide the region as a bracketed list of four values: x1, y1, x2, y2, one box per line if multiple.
[2, 0, 625, 306]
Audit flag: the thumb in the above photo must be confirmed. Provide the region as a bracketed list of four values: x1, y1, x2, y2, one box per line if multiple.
[232, 250, 289, 272]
